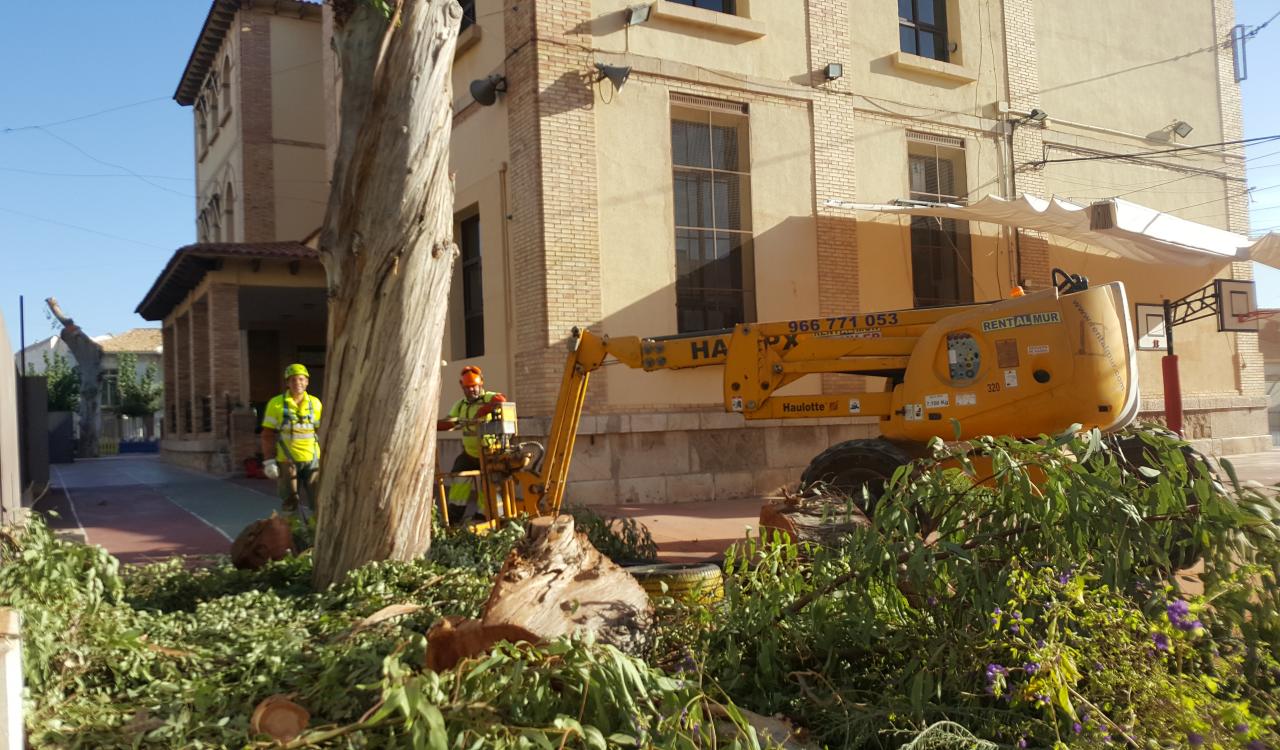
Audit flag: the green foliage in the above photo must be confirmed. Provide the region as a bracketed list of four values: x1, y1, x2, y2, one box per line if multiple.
[566, 505, 659, 564]
[7, 427, 1280, 749]
[683, 427, 1280, 748]
[32, 351, 79, 412]
[114, 352, 163, 418]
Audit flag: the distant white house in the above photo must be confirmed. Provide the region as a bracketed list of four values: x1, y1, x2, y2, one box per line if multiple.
[14, 329, 164, 441]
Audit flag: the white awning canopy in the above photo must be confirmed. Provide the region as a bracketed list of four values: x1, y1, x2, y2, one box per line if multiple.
[827, 194, 1280, 269]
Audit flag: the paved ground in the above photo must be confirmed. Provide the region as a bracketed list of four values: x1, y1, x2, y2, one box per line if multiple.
[31, 449, 1280, 566]
[36, 456, 280, 564]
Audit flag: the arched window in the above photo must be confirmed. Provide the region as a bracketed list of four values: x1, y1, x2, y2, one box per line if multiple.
[207, 75, 220, 128]
[209, 194, 222, 242]
[223, 181, 236, 242]
[220, 57, 233, 120]
[196, 97, 208, 151]
[197, 208, 209, 242]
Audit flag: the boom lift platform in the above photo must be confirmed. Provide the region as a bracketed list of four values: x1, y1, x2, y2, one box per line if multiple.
[440, 269, 1139, 530]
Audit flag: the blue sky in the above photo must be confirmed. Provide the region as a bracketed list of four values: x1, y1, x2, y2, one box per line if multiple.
[1, 2, 1278, 349]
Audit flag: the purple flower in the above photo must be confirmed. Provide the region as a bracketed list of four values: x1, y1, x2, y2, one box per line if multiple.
[1152, 632, 1170, 651]
[1246, 742, 1266, 750]
[993, 606, 1002, 615]
[927, 596, 938, 607]
[1188, 733, 1204, 746]
[1167, 600, 1190, 619]
[1010, 624, 1021, 635]
[1235, 723, 1250, 734]
[1102, 733, 1112, 744]
[1072, 722, 1083, 734]
[1017, 739, 1027, 749]
[1023, 662, 1040, 674]
[1058, 571, 1072, 585]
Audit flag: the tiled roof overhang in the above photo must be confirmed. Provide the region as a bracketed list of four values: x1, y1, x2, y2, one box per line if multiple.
[136, 242, 321, 321]
[174, 0, 323, 107]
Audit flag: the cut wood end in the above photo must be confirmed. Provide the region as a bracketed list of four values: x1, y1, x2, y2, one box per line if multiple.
[250, 695, 309, 743]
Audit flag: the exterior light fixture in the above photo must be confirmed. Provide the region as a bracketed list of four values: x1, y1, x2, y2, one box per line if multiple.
[823, 63, 843, 81]
[468, 74, 507, 106]
[1172, 120, 1194, 138]
[595, 62, 632, 91]
[1012, 108, 1048, 127]
[626, 4, 652, 25]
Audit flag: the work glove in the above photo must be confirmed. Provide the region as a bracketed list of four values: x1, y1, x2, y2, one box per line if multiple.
[436, 419, 453, 431]
[263, 459, 279, 479]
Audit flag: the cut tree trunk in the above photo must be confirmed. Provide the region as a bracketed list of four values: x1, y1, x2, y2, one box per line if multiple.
[46, 297, 103, 459]
[426, 516, 654, 671]
[310, 0, 463, 588]
[759, 490, 872, 547]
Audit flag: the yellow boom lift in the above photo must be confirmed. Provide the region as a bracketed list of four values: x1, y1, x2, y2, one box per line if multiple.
[442, 269, 1138, 528]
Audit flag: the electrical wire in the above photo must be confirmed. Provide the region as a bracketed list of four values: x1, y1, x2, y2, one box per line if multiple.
[1032, 135, 1280, 166]
[0, 97, 169, 134]
[0, 206, 171, 250]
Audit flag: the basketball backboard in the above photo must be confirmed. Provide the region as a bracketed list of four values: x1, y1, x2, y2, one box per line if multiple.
[1215, 279, 1259, 332]
[1135, 303, 1167, 350]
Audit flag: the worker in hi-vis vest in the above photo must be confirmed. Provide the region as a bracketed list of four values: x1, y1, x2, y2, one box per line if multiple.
[436, 365, 506, 524]
[261, 363, 323, 519]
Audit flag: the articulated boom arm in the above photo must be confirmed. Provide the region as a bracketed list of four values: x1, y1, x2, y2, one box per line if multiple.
[519, 282, 1138, 517]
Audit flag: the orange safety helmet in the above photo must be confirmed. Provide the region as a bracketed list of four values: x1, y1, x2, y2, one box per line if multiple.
[459, 365, 483, 387]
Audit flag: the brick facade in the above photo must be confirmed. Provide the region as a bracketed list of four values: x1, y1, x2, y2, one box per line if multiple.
[806, 0, 862, 395]
[1001, 0, 1050, 289]
[237, 9, 276, 242]
[504, 0, 604, 414]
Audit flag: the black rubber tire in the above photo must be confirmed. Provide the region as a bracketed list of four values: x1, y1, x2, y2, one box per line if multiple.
[799, 438, 912, 519]
[1102, 430, 1220, 570]
[625, 562, 724, 603]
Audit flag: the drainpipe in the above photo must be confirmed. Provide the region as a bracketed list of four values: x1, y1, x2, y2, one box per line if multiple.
[498, 162, 517, 392]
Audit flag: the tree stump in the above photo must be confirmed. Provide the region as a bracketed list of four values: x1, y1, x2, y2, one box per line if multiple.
[230, 515, 293, 570]
[758, 490, 871, 547]
[426, 515, 653, 670]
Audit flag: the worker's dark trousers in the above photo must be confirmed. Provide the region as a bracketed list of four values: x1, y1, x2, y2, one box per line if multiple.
[447, 452, 481, 525]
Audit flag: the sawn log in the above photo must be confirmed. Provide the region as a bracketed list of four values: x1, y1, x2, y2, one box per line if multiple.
[427, 515, 653, 671]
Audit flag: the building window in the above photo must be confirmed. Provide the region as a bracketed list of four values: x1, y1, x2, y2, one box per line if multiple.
[459, 0, 476, 31]
[459, 214, 484, 358]
[207, 75, 220, 129]
[220, 57, 233, 121]
[907, 137, 972, 307]
[671, 101, 755, 333]
[195, 98, 209, 152]
[899, 0, 949, 62]
[223, 182, 235, 242]
[101, 370, 120, 408]
[670, 0, 737, 12]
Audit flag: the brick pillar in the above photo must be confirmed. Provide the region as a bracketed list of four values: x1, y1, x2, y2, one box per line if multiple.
[504, 0, 603, 415]
[1001, 0, 1050, 289]
[191, 295, 212, 435]
[1212, 0, 1264, 400]
[162, 324, 177, 436]
[175, 312, 192, 436]
[237, 9, 276, 241]
[806, 0, 862, 394]
[208, 283, 242, 438]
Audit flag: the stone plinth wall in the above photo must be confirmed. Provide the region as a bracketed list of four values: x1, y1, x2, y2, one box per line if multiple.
[438, 412, 882, 506]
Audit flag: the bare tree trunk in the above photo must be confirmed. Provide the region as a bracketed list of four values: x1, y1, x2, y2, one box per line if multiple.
[46, 297, 103, 459]
[311, 0, 461, 588]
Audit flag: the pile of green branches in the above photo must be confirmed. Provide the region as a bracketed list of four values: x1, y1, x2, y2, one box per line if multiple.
[5, 428, 1279, 749]
[680, 427, 1280, 749]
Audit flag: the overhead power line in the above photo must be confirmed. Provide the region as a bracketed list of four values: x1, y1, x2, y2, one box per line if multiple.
[1032, 135, 1280, 166]
[0, 97, 169, 133]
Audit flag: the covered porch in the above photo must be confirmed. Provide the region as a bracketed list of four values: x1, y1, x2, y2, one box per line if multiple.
[137, 243, 327, 474]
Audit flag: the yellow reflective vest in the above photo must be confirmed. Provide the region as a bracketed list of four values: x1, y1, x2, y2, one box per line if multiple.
[261, 392, 323, 463]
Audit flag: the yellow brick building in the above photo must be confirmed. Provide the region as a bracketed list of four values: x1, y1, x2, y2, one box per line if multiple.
[152, 0, 1266, 498]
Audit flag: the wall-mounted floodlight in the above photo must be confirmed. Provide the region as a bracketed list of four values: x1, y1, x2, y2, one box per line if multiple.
[823, 63, 843, 81]
[1025, 108, 1048, 123]
[595, 62, 632, 91]
[626, 4, 652, 25]
[1172, 120, 1194, 138]
[469, 74, 507, 106]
